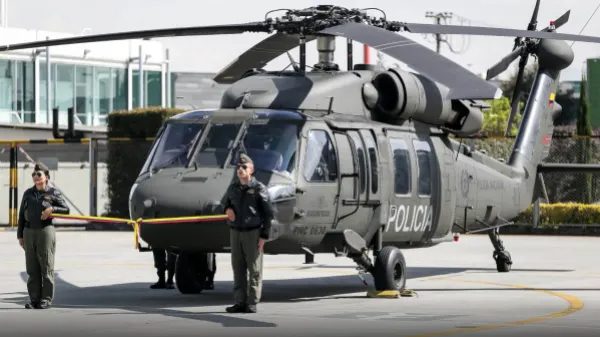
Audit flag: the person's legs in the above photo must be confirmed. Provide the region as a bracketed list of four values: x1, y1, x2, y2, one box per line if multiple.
[205, 252, 216, 290]
[242, 229, 263, 312]
[151, 248, 167, 289]
[166, 251, 176, 289]
[24, 228, 41, 308]
[38, 226, 56, 308]
[227, 230, 248, 313]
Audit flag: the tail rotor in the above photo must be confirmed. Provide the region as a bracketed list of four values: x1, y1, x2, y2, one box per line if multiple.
[485, 0, 570, 136]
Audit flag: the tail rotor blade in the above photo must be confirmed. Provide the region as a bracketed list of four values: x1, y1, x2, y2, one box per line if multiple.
[528, 0, 541, 30]
[546, 10, 571, 31]
[486, 46, 524, 80]
[505, 54, 529, 136]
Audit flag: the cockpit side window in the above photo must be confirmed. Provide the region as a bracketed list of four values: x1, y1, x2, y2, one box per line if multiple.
[143, 122, 204, 173]
[195, 123, 242, 167]
[390, 138, 411, 195]
[303, 130, 338, 183]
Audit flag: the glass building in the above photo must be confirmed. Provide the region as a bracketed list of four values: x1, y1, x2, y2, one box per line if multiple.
[0, 27, 171, 127]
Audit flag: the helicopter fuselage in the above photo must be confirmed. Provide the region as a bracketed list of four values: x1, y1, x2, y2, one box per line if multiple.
[129, 107, 529, 254]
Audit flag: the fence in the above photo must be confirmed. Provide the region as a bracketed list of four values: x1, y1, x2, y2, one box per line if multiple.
[0, 138, 153, 226]
[467, 135, 600, 204]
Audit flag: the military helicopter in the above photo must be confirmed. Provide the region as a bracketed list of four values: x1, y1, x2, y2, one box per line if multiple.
[4, 2, 600, 294]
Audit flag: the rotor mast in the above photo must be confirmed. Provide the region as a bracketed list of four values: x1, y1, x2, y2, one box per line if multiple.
[315, 36, 339, 70]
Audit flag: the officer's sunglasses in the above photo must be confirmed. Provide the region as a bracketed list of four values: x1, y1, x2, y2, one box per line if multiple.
[237, 164, 248, 171]
[31, 171, 44, 178]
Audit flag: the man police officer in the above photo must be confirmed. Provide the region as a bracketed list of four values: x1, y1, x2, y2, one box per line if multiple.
[17, 162, 69, 309]
[223, 154, 274, 314]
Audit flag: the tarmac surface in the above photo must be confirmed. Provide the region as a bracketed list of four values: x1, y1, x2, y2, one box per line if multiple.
[0, 230, 598, 337]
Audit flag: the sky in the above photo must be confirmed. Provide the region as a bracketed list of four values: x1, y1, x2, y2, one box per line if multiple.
[5, 0, 600, 81]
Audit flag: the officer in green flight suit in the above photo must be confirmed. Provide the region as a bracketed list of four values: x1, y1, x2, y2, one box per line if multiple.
[17, 162, 69, 309]
[223, 154, 274, 314]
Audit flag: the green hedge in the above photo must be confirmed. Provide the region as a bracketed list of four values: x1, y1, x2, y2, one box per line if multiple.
[106, 107, 183, 217]
[516, 203, 600, 227]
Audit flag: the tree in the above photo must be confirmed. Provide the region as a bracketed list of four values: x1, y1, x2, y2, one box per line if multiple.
[576, 76, 593, 203]
[500, 63, 538, 106]
[481, 97, 522, 137]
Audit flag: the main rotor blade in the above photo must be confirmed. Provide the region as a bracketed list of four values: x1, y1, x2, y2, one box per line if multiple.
[402, 23, 600, 43]
[486, 46, 525, 80]
[214, 33, 315, 84]
[321, 23, 500, 99]
[0, 23, 269, 52]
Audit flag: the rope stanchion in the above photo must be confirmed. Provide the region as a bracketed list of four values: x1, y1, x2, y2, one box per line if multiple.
[49, 213, 229, 249]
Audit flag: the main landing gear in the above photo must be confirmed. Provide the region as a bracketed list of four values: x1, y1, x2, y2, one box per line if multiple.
[343, 228, 407, 291]
[488, 228, 512, 272]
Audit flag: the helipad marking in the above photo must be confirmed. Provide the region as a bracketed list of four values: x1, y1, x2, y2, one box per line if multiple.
[408, 278, 584, 337]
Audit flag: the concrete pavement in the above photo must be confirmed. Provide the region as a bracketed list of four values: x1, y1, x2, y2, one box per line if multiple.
[0, 231, 598, 337]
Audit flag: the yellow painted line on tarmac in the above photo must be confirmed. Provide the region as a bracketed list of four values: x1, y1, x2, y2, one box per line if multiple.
[407, 277, 584, 337]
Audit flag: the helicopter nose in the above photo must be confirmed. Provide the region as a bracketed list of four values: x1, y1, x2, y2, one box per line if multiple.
[129, 169, 235, 220]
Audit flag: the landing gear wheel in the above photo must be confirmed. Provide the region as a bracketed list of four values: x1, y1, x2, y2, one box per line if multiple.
[493, 250, 512, 273]
[373, 246, 406, 291]
[175, 252, 209, 294]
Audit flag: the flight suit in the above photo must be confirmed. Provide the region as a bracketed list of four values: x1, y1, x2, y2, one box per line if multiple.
[17, 186, 69, 305]
[224, 177, 274, 306]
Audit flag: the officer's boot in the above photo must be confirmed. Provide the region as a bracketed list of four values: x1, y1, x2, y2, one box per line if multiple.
[166, 269, 175, 289]
[150, 271, 166, 289]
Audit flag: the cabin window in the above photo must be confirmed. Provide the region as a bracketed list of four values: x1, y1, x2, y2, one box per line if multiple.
[389, 138, 411, 195]
[368, 148, 378, 194]
[413, 140, 433, 196]
[195, 123, 241, 167]
[361, 130, 379, 195]
[143, 122, 204, 173]
[349, 132, 367, 194]
[304, 130, 338, 182]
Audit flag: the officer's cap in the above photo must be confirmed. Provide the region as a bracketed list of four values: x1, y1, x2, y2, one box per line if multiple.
[238, 153, 253, 165]
[34, 162, 50, 179]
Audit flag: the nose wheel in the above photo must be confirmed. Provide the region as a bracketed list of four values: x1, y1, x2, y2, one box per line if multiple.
[175, 252, 211, 294]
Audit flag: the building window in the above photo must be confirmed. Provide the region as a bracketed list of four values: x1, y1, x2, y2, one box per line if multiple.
[39, 62, 128, 126]
[0, 59, 15, 119]
[113, 68, 127, 112]
[76, 65, 93, 125]
[0, 60, 34, 123]
[133, 70, 162, 108]
[390, 138, 411, 195]
[55, 64, 74, 118]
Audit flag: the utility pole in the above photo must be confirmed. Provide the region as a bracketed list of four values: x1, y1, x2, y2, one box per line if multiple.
[425, 11, 453, 54]
[0, 0, 7, 28]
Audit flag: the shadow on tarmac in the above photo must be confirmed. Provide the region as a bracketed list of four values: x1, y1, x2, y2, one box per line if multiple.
[0, 265, 582, 327]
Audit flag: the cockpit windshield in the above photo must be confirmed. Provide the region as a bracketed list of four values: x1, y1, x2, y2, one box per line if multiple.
[231, 121, 299, 174]
[194, 123, 242, 167]
[143, 122, 204, 173]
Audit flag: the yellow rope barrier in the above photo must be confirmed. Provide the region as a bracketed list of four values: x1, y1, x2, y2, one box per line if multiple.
[49, 213, 229, 249]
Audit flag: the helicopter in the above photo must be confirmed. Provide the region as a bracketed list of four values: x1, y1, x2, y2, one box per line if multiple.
[4, 2, 600, 294]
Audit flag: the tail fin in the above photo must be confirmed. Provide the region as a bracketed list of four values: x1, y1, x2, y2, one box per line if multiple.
[508, 39, 573, 179]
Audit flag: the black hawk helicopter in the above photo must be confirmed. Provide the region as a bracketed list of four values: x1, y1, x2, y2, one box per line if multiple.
[4, 2, 600, 294]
